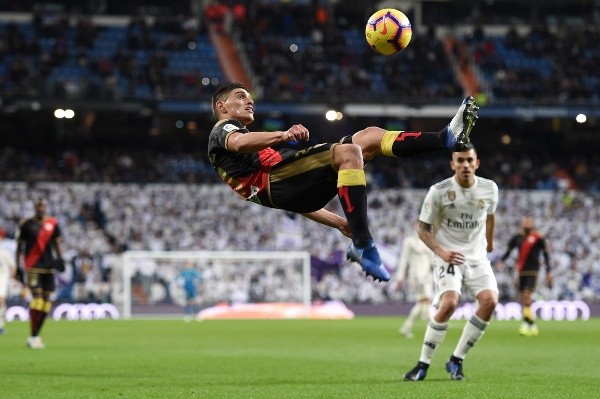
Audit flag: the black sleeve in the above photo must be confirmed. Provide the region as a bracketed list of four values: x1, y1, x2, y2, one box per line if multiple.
[540, 238, 551, 272]
[15, 265, 25, 283]
[501, 235, 518, 261]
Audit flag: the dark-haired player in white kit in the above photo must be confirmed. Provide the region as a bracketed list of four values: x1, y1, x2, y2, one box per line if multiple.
[403, 144, 499, 381]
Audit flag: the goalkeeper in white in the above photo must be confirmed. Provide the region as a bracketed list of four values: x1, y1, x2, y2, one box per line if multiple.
[395, 222, 434, 338]
[403, 143, 499, 381]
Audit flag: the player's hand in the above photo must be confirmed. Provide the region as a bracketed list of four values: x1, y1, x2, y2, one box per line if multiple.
[284, 124, 310, 142]
[438, 249, 465, 265]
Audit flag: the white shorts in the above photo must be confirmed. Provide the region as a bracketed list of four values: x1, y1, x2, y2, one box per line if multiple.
[409, 276, 433, 301]
[431, 256, 498, 306]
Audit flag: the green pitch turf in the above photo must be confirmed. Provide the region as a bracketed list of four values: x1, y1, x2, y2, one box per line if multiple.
[0, 317, 598, 399]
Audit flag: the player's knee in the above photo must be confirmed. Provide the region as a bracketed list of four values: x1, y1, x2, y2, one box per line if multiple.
[334, 143, 363, 168]
[478, 293, 498, 316]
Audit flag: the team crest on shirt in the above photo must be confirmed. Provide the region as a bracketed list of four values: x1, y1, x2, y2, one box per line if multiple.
[478, 199, 485, 209]
[223, 124, 239, 132]
[447, 191, 456, 201]
[423, 202, 431, 213]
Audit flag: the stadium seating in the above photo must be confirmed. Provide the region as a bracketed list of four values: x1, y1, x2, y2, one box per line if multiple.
[1, 182, 598, 305]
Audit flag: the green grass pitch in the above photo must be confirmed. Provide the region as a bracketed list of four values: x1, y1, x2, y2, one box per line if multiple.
[0, 317, 598, 398]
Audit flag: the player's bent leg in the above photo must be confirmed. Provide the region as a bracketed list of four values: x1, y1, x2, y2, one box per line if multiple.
[344, 126, 386, 161]
[434, 291, 460, 322]
[333, 145, 390, 282]
[474, 290, 498, 322]
[350, 127, 447, 161]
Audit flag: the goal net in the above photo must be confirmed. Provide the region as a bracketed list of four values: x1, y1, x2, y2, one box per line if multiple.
[120, 250, 311, 319]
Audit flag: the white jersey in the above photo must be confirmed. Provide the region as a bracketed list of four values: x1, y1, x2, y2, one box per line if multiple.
[396, 234, 433, 283]
[419, 175, 498, 260]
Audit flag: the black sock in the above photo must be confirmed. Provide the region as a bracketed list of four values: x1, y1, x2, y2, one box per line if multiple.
[387, 130, 445, 157]
[337, 185, 372, 247]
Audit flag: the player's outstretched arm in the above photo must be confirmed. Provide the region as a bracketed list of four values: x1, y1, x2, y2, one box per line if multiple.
[227, 124, 309, 153]
[301, 209, 352, 238]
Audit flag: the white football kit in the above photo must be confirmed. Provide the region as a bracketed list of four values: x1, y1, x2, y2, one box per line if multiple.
[419, 176, 499, 305]
[396, 234, 434, 300]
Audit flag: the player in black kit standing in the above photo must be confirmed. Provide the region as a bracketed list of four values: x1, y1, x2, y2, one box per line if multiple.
[497, 216, 552, 336]
[15, 198, 65, 349]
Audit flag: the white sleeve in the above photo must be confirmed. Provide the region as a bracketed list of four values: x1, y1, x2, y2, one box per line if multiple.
[419, 186, 438, 225]
[488, 182, 499, 214]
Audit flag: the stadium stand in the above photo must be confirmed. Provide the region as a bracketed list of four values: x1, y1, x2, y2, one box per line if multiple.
[1, 183, 599, 305]
[1, 0, 600, 309]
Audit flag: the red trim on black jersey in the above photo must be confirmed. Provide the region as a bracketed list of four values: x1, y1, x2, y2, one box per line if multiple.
[517, 233, 540, 272]
[24, 217, 57, 270]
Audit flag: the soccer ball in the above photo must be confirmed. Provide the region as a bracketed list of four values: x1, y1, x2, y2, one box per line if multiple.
[365, 8, 412, 55]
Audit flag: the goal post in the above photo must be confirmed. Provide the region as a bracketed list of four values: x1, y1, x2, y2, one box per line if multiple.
[121, 250, 312, 319]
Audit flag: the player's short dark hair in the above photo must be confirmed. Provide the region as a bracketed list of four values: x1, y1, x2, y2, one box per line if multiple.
[453, 142, 477, 154]
[211, 82, 248, 119]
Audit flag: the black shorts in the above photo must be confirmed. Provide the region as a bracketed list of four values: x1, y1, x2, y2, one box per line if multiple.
[268, 143, 339, 213]
[27, 269, 56, 294]
[518, 274, 538, 292]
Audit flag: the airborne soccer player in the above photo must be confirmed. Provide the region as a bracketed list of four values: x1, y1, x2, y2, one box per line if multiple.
[208, 82, 478, 282]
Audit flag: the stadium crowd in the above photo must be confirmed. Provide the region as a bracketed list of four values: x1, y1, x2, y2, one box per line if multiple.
[1, 145, 599, 192]
[1, 2, 599, 104]
[1, 182, 599, 308]
[1, 1, 600, 311]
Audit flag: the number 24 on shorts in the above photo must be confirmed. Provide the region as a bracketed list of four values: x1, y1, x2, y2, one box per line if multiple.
[438, 264, 456, 279]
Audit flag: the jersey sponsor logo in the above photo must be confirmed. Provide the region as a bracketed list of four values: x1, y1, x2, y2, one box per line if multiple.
[445, 218, 479, 229]
[222, 123, 239, 133]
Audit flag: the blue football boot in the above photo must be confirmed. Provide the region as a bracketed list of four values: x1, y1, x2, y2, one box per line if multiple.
[446, 358, 466, 381]
[346, 240, 390, 282]
[403, 362, 429, 381]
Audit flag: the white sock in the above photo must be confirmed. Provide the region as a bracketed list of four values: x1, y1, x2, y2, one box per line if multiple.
[419, 318, 448, 364]
[402, 303, 421, 331]
[453, 314, 489, 359]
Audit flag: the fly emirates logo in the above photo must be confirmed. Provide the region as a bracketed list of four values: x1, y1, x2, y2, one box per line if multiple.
[446, 213, 480, 229]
